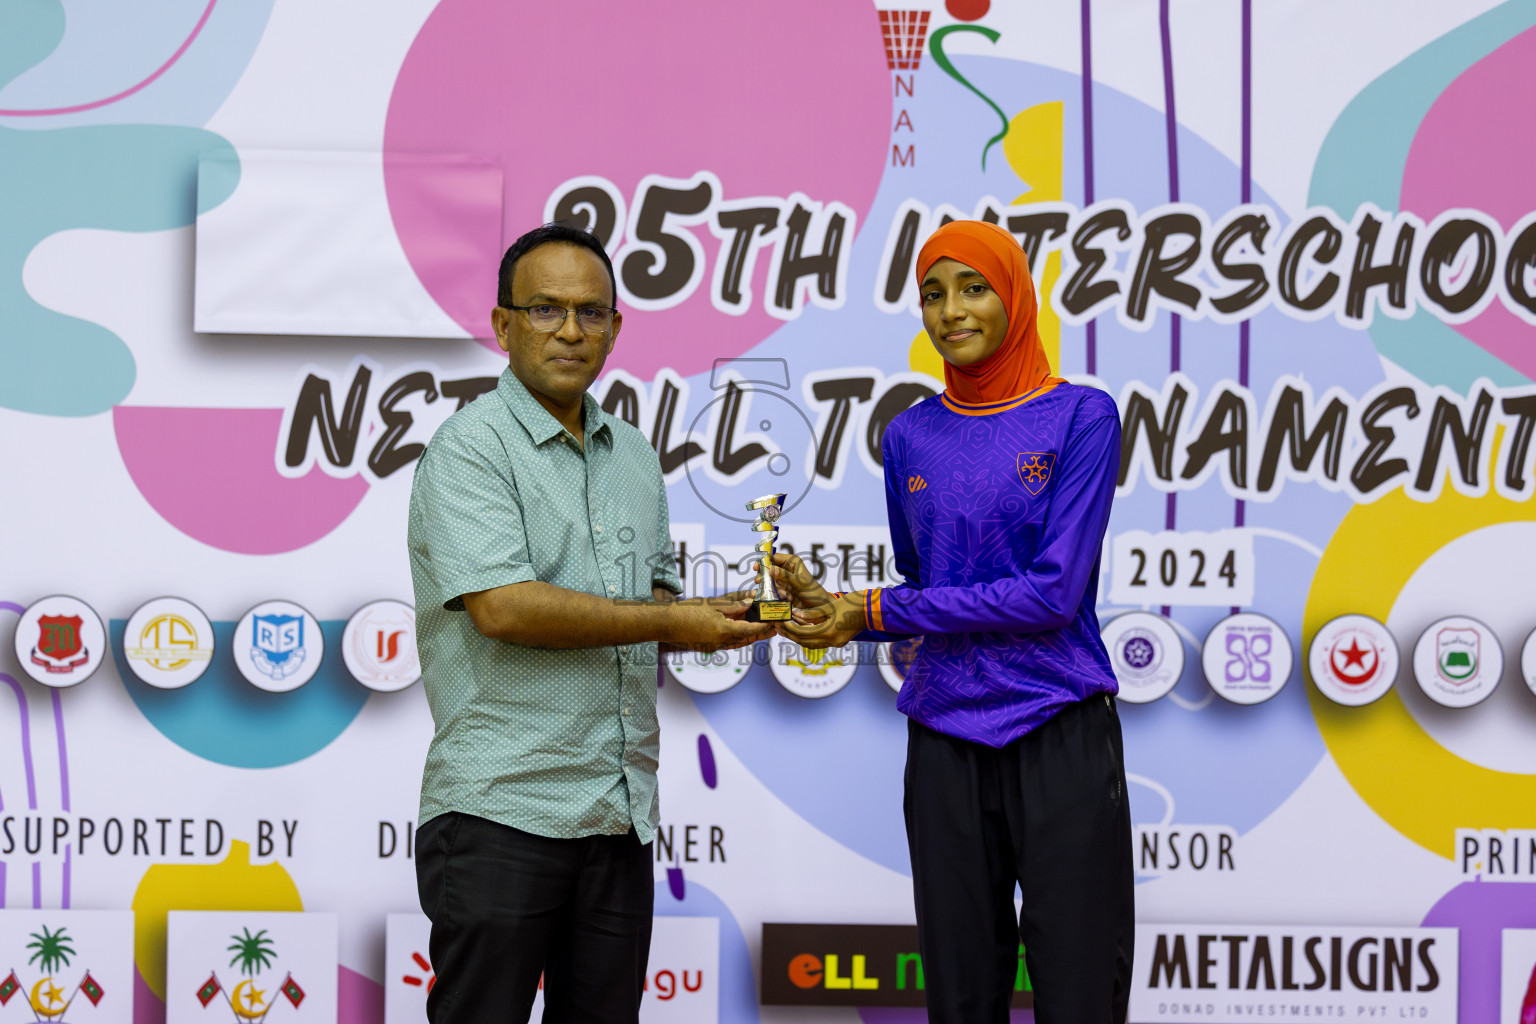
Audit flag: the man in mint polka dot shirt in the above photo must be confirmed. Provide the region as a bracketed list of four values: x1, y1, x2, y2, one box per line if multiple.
[408, 224, 771, 1024]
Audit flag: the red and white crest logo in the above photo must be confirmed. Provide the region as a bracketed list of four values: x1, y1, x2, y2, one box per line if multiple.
[15, 596, 105, 686]
[35, 614, 85, 666]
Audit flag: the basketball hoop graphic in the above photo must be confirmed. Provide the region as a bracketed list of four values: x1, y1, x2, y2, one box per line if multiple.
[880, 11, 930, 71]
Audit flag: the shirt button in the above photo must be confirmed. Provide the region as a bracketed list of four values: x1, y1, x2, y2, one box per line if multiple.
[594, 525, 603, 534]
[609, 585, 617, 594]
[622, 706, 630, 716]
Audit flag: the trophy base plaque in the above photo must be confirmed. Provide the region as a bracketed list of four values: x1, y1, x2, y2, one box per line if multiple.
[746, 600, 792, 623]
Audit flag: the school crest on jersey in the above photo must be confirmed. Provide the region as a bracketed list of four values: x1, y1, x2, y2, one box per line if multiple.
[1016, 452, 1055, 496]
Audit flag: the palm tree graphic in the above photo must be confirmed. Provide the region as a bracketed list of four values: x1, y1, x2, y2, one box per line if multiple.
[27, 925, 75, 974]
[227, 929, 277, 977]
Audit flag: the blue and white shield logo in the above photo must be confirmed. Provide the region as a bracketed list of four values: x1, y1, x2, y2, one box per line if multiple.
[234, 601, 324, 692]
[251, 614, 306, 680]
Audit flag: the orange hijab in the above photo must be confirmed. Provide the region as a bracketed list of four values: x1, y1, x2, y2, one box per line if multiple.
[915, 220, 1059, 405]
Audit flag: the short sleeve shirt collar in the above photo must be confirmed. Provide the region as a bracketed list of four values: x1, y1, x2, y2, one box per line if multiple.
[497, 368, 614, 449]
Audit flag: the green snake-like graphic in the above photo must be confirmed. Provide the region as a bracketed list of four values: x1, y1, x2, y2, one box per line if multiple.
[929, 24, 1009, 171]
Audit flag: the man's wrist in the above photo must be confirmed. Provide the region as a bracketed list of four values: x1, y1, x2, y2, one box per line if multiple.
[655, 599, 687, 645]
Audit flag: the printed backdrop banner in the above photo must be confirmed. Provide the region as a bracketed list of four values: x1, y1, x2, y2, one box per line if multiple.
[3, 0, 1536, 1022]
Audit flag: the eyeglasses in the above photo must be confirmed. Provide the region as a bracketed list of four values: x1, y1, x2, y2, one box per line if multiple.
[505, 304, 617, 335]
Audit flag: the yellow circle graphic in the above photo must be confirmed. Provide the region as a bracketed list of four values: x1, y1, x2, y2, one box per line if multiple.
[1305, 486, 1536, 859]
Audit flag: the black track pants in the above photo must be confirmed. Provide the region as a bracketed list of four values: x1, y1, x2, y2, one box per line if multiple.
[904, 695, 1135, 1024]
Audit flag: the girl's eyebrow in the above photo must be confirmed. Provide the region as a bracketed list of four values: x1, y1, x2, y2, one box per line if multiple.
[921, 269, 984, 289]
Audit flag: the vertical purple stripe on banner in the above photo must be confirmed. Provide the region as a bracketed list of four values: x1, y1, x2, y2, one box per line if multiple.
[63, 845, 71, 909]
[31, 861, 41, 909]
[1237, 0, 1252, 391]
[52, 688, 70, 812]
[1240, 0, 1252, 208]
[1161, 0, 1180, 373]
[1232, 0, 1252, 614]
[0, 860, 5, 908]
[1161, 0, 1180, 499]
[1159, 0, 1178, 620]
[1, 673, 38, 810]
[1081, 0, 1097, 375]
[1160, 0, 1179, 204]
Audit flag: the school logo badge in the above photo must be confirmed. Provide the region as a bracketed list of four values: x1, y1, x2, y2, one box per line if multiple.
[1200, 612, 1294, 705]
[877, 637, 922, 693]
[1522, 627, 1536, 699]
[124, 597, 216, 689]
[771, 641, 856, 699]
[341, 600, 419, 692]
[167, 912, 336, 1024]
[666, 647, 749, 695]
[14, 596, 106, 687]
[1103, 612, 1184, 704]
[233, 602, 324, 693]
[0, 910, 132, 1024]
[1412, 616, 1502, 708]
[36, 616, 84, 667]
[1016, 452, 1055, 496]
[1307, 614, 1398, 707]
[1436, 628, 1478, 683]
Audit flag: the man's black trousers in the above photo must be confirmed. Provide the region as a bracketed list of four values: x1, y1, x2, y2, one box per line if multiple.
[905, 694, 1135, 1024]
[415, 812, 653, 1024]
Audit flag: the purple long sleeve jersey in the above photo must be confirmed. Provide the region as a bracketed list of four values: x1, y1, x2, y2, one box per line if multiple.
[857, 381, 1122, 747]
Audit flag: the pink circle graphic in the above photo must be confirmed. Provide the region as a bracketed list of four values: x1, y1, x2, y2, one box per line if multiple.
[383, 0, 891, 379]
[114, 406, 369, 555]
[1401, 25, 1536, 381]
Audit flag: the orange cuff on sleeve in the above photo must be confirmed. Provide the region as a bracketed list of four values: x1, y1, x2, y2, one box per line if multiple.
[865, 588, 885, 632]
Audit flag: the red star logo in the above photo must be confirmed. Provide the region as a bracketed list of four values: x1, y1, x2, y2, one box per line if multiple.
[1329, 634, 1379, 685]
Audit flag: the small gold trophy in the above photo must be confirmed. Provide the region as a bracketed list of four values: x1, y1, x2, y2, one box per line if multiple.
[745, 492, 792, 623]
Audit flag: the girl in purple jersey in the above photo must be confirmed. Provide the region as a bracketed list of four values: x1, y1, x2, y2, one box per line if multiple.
[770, 220, 1134, 1024]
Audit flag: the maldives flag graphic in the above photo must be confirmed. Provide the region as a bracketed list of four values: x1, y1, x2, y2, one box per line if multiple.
[0, 970, 18, 1005]
[197, 974, 221, 1007]
[80, 970, 105, 1006]
[281, 973, 305, 1008]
